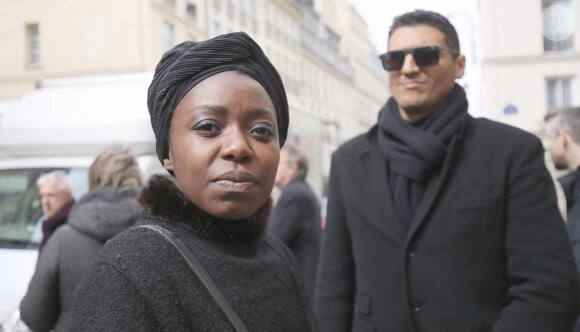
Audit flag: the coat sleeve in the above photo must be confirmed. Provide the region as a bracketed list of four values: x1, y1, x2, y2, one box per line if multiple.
[71, 261, 160, 331]
[492, 136, 579, 331]
[314, 153, 355, 332]
[19, 228, 62, 332]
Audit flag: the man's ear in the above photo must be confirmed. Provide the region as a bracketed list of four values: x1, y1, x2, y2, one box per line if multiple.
[562, 131, 572, 149]
[454, 54, 466, 79]
[289, 163, 300, 178]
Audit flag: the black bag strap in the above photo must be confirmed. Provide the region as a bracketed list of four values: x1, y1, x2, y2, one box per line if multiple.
[138, 224, 249, 332]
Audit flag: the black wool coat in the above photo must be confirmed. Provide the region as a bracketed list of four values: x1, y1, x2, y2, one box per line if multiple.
[560, 168, 580, 273]
[315, 116, 579, 332]
[268, 175, 321, 303]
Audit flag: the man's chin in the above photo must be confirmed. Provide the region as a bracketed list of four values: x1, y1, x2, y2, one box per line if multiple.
[399, 105, 434, 122]
[554, 162, 569, 171]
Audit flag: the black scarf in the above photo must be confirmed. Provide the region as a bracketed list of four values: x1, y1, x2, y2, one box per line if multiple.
[138, 175, 272, 243]
[39, 199, 75, 251]
[377, 84, 468, 230]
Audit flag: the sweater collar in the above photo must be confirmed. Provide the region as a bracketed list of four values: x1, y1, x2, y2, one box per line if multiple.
[138, 175, 272, 243]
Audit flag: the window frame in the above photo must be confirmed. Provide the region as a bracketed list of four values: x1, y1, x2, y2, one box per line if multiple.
[546, 76, 574, 111]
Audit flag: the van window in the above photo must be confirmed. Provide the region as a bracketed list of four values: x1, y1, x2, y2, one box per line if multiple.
[0, 168, 88, 248]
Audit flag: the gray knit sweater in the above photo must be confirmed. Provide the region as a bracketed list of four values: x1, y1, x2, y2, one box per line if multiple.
[72, 217, 317, 331]
[71, 174, 318, 332]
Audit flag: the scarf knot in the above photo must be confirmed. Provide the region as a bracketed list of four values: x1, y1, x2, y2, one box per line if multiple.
[377, 83, 468, 228]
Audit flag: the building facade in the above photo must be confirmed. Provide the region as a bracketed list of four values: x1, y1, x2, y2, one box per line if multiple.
[0, 0, 207, 99]
[481, 0, 580, 134]
[0, 0, 387, 197]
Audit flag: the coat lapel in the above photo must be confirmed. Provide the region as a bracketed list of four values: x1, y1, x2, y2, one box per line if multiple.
[359, 146, 406, 243]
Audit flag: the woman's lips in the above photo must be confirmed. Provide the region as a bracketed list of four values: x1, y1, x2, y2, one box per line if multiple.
[213, 171, 257, 191]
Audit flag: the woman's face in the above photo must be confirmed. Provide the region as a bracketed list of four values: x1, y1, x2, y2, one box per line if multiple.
[164, 70, 280, 220]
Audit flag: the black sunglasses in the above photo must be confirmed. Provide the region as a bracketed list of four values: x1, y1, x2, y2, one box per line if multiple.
[378, 46, 458, 72]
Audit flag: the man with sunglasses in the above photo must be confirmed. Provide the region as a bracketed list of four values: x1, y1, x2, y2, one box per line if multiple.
[315, 9, 578, 332]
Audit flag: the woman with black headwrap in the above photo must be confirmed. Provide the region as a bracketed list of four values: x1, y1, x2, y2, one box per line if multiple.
[72, 32, 318, 331]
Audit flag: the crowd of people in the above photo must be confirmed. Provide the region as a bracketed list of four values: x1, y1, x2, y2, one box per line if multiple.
[18, 9, 580, 332]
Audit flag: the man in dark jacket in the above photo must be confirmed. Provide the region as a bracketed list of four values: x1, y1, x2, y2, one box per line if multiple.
[314, 9, 579, 332]
[269, 143, 321, 303]
[548, 107, 580, 223]
[547, 106, 580, 332]
[36, 170, 75, 251]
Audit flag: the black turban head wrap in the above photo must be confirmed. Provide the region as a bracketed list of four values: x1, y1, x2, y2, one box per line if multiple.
[147, 31, 289, 164]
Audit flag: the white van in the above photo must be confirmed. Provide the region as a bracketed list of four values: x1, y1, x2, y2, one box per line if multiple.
[0, 74, 161, 330]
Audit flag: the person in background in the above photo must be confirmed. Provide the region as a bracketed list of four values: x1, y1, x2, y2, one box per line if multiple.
[314, 9, 579, 332]
[36, 171, 75, 252]
[20, 143, 143, 332]
[549, 106, 580, 224]
[268, 142, 321, 303]
[547, 106, 580, 332]
[72, 32, 318, 331]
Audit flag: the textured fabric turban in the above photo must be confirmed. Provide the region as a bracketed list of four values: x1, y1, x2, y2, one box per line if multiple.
[147, 31, 289, 164]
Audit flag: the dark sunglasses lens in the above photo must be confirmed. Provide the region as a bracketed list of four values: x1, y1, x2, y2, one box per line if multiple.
[413, 47, 440, 68]
[382, 51, 405, 71]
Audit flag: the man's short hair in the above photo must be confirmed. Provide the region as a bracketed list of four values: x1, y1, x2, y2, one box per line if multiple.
[389, 9, 460, 54]
[36, 170, 73, 193]
[284, 143, 309, 177]
[552, 107, 580, 144]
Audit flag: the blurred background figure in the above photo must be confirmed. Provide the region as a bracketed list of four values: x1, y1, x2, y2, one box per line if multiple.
[548, 107, 580, 224]
[547, 106, 580, 332]
[268, 143, 321, 303]
[548, 107, 580, 173]
[36, 171, 75, 252]
[20, 143, 143, 332]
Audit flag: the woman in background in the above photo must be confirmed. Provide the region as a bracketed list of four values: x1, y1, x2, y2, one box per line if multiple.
[20, 143, 143, 332]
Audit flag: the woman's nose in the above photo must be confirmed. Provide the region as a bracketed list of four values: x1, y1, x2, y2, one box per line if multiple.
[220, 127, 253, 162]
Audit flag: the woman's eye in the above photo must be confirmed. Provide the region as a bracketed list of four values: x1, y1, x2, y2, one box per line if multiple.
[251, 124, 275, 138]
[192, 121, 221, 136]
